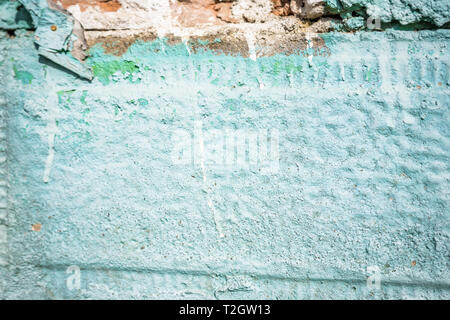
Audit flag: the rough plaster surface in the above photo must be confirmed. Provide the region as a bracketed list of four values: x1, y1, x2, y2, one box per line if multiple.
[0, 1, 449, 300]
[291, 0, 328, 20]
[326, 0, 450, 27]
[0, 25, 449, 298]
[231, 0, 273, 23]
[0, 0, 33, 30]
[46, 0, 450, 30]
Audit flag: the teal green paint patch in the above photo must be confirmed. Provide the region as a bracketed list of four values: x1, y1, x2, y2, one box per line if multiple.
[285, 62, 303, 74]
[80, 90, 88, 105]
[366, 67, 372, 81]
[138, 98, 148, 107]
[197, 39, 210, 46]
[92, 60, 139, 85]
[57, 89, 75, 110]
[76, 119, 90, 126]
[13, 65, 33, 84]
[89, 52, 140, 85]
[272, 60, 282, 75]
[129, 110, 137, 119]
[344, 17, 365, 30]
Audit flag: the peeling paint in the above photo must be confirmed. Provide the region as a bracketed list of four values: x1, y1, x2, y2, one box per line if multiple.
[13, 65, 34, 84]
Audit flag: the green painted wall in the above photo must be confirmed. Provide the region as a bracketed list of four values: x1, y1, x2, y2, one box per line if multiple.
[0, 1, 449, 299]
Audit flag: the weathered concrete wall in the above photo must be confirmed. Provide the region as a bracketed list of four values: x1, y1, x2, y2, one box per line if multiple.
[0, 0, 449, 299]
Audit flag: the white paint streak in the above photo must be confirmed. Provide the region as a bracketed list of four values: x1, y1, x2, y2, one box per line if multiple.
[43, 72, 59, 183]
[257, 78, 265, 89]
[288, 72, 294, 88]
[184, 39, 191, 56]
[305, 33, 314, 66]
[245, 32, 257, 61]
[43, 129, 56, 183]
[195, 121, 225, 238]
[339, 62, 345, 81]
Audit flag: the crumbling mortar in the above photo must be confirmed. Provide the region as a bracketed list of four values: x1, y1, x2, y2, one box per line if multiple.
[2, 0, 448, 76]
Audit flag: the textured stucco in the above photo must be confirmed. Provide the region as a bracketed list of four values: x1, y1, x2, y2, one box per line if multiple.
[0, 1, 449, 300]
[0, 0, 33, 30]
[1, 27, 449, 299]
[326, 0, 450, 27]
